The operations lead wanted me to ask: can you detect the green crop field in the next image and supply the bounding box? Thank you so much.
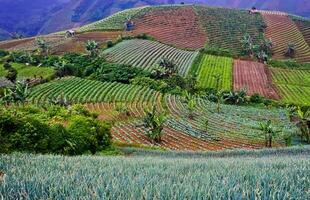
[29,77,161,104]
[103,39,198,76]
[271,68,310,105]
[1,150,309,199]
[195,6,266,55]
[193,54,232,90]
[0,63,55,79]
[78,7,150,32]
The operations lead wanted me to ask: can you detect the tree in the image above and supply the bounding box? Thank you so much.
[295,107,310,143]
[187,98,196,119]
[5,67,17,83]
[37,38,49,56]
[258,120,278,148]
[241,33,255,57]
[0,81,29,106]
[142,106,167,143]
[285,43,296,58]
[85,40,99,57]
[158,58,178,77]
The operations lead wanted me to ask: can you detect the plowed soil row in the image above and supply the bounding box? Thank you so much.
[233,60,280,99]
[132,6,207,50]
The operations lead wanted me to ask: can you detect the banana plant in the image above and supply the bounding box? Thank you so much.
[258,120,280,148]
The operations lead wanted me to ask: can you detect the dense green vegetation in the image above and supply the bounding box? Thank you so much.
[195,6,266,55]
[1,151,309,199]
[268,59,310,69]
[193,54,232,90]
[0,105,111,155]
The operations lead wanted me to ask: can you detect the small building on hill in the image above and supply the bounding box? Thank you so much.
[249,7,258,14]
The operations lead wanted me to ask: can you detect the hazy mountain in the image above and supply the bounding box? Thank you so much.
[0,0,309,40]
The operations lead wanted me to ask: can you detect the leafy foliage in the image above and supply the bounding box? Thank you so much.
[0,105,111,154]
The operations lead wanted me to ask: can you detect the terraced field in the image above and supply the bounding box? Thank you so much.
[195,6,266,55]
[78,6,150,32]
[194,54,232,90]
[233,60,280,99]
[270,68,310,105]
[103,39,198,76]
[292,17,310,47]
[261,12,310,63]
[84,94,296,151]
[132,6,207,50]
[29,77,161,104]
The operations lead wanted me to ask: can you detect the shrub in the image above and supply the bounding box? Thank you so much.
[201,46,234,58]
[0,49,9,57]
[0,105,112,155]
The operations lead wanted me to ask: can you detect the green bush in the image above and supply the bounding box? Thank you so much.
[0,105,112,155]
[201,45,234,57]
[0,49,9,57]
[268,59,310,69]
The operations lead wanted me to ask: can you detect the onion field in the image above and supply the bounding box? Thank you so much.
[270,68,310,105]
[29,77,161,104]
[103,39,199,76]
[1,152,309,199]
[78,7,150,32]
[194,54,232,90]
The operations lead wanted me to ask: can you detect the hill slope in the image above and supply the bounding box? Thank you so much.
[0,0,309,40]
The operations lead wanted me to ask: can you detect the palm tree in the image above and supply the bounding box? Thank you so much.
[285,43,296,58]
[14,81,29,104]
[158,58,178,77]
[143,106,167,143]
[258,120,278,148]
[85,40,99,57]
[36,38,49,56]
[296,107,310,143]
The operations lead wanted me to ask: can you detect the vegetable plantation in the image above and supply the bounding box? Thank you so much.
[195,6,266,55]
[270,68,310,105]
[78,7,150,32]
[29,77,161,104]
[194,54,232,90]
[103,39,198,76]
[1,152,309,199]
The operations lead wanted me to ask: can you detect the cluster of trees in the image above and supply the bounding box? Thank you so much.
[0,104,112,155]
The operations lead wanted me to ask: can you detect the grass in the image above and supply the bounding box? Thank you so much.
[0,63,55,79]
[1,150,309,199]
[195,54,232,90]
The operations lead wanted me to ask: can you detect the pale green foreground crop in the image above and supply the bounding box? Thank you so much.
[0,150,309,199]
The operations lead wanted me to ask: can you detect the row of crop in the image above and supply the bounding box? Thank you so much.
[29,77,160,104]
[195,54,232,90]
[165,95,295,146]
[262,13,310,63]
[195,6,266,55]
[103,39,198,76]
[270,67,310,105]
[275,84,310,105]
[78,6,151,32]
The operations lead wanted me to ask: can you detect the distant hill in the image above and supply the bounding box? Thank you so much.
[0,0,309,40]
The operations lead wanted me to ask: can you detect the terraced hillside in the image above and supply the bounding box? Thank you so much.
[94,95,294,150]
[270,68,310,105]
[29,77,161,104]
[103,39,198,76]
[261,12,310,63]
[292,17,310,47]
[195,6,266,55]
[132,6,207,50]
[233,60,280,99]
